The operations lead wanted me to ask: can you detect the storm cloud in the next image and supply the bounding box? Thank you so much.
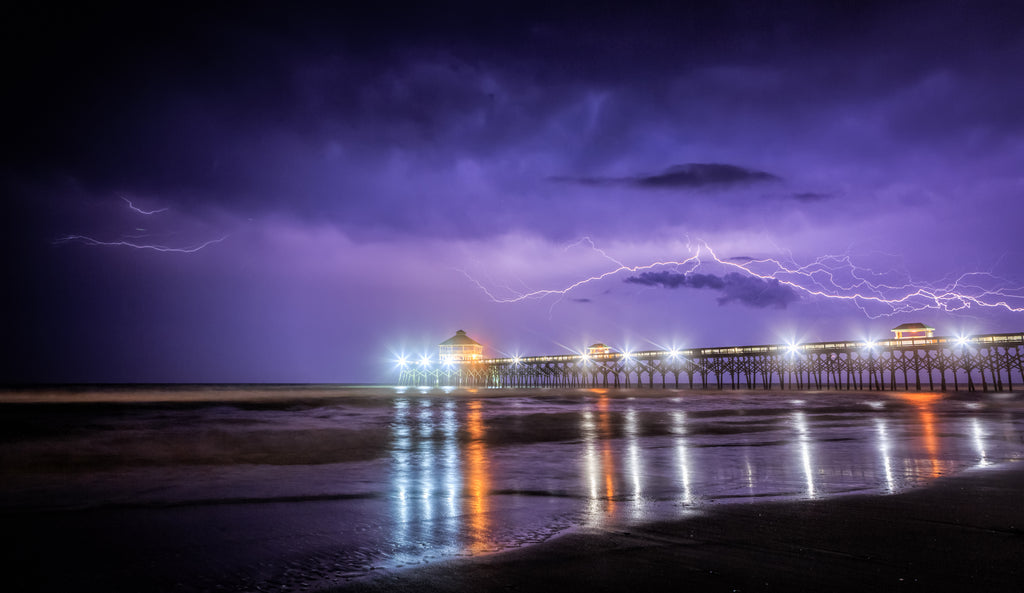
[4,1,1024,382]
[553,163,781,190]
[625,271,800,309]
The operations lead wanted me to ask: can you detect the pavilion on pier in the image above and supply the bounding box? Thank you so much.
[439,330,483,363]
[891,322,935,340]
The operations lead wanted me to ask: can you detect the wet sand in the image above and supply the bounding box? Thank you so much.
[335,461,1024,592]
[4,387,1022,592]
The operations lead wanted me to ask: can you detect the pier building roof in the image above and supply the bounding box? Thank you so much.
[439,330,484,363]
[440,330,481,346]
[891,322,935,339]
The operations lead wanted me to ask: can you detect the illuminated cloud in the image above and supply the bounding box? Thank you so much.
[624,271,801,309]
[5,2,1024,382]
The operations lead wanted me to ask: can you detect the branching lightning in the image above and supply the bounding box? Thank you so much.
[54,234,228,252]
[55,195,227,253]
[119,194,169,215]
[463,238,1024,318]
[563,236,626,268]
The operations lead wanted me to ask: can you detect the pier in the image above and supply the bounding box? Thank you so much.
[398,332,1024,391]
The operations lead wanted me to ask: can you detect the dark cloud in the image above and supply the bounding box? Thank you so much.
[553,163,780,190]
[793,192,833,202]
[637,164,781,188]
[570,298,592,303]
[6,1,1022,244]
[625,271,800,309]
[4,1,1024,383]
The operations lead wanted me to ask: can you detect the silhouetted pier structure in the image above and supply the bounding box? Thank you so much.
[398,332,1024,392]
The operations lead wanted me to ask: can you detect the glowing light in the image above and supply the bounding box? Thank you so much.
[418,355,432,366]
[396,355,409,367]
[511,355,522,365]
[786,342,802,356]
[463,238,1024,317]
[667,348,681,359]
[955,334,972,348]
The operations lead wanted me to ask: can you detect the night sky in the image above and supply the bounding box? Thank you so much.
[4,1,1024,383]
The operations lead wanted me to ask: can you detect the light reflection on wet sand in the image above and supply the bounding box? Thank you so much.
[464,400,490,553]
[792,409,816,498]
[356,391,1019,557]
[2,387,1023,592]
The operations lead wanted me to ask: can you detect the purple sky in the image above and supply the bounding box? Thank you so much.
[4,1,1024,383]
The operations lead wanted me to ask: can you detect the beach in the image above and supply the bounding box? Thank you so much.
[335,461,1024,592]
[2,386,1022,592]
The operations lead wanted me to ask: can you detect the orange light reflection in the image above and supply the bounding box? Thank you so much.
[597,394,616,513]
[465,400,491,553]
[895,392,943,478]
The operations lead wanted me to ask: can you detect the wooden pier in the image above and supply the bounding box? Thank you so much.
[398,332,1024,391]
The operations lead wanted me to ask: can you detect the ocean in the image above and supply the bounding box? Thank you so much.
[2,385,1022,592]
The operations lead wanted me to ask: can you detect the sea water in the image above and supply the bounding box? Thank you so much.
[2,386,1022,592]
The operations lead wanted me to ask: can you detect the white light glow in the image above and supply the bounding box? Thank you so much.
[972,417,989,467]
[793,411,815,499]
[875,417,895,493]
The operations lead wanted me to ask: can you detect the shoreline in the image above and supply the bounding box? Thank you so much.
[332,461,1024,592]
[2,384,1021,405]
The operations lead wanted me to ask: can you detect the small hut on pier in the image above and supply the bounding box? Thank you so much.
[891,322,935,340]
[439,330,483,363]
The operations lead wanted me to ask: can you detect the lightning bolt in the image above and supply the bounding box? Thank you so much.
[119,194,169,215]
[464,238,1024,318]
[562,236,626,268]
[55,195,227,253]
[54,234,228,253]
